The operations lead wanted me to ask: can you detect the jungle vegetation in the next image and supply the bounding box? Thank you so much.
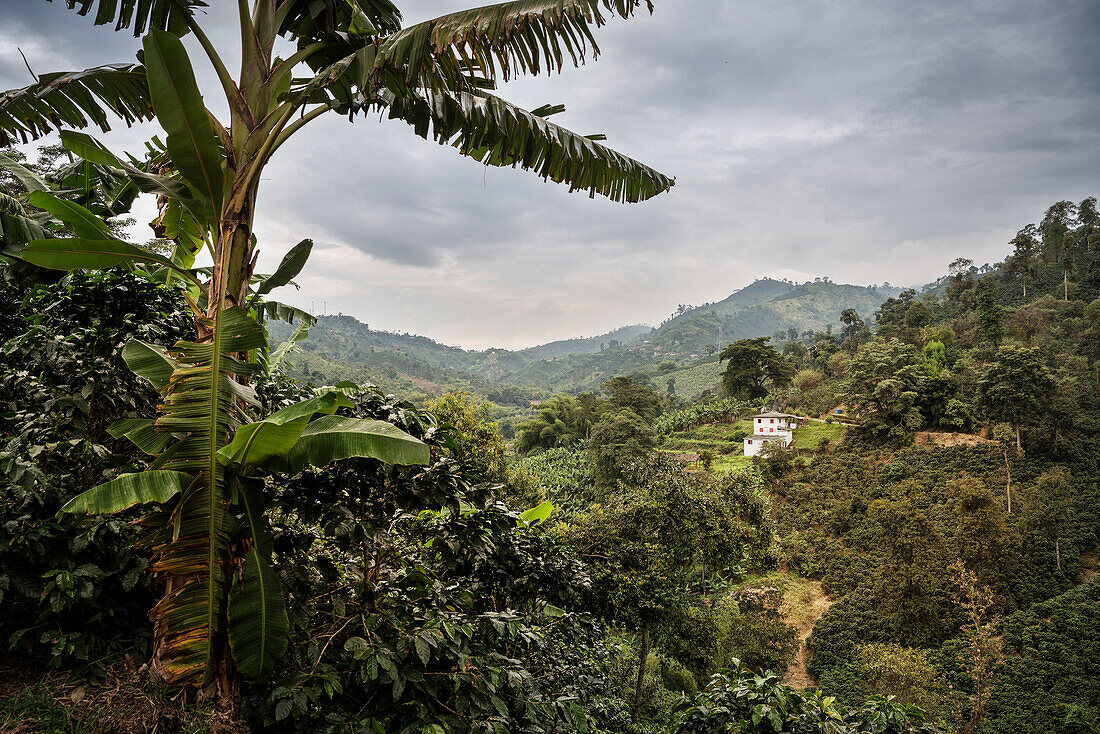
[0,2,1096,733]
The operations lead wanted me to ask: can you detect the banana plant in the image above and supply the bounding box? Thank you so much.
[1,0,673,693]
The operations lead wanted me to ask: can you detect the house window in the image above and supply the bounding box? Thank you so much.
[747,440,752,445]
[770,419,774,424]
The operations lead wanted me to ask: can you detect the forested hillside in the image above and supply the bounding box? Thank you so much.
[273,278,901,400]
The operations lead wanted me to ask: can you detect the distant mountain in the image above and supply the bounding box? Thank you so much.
[515,324,651,361]
[271,278,901,400]
[646,279,902,357]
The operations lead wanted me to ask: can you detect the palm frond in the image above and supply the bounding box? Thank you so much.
[150,307,265,685]
[49,0,203,37]
[377,0,652,90]
[382,89,673,203]
[0,64,155,145]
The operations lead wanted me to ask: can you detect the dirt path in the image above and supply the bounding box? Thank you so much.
[780,577,833,689]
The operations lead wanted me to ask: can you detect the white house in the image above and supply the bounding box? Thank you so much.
[743,411,802,457]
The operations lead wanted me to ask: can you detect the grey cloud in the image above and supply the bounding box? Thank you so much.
[3,0,1099,348]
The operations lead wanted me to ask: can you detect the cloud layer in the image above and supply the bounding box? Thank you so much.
[3,0,1098,348]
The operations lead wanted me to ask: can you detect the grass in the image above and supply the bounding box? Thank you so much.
[0,669,231,734]
[790,420,847,450]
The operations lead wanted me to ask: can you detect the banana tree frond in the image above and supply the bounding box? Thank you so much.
[0,192,25,216]
[254,239,313,296]
[377,0,653,90]
[218,390,353,468]
[59,470,191,515]
[26,191,114,239]
[278,0,402,40]
[142,30,226,210]
[258,300,317,326]
[21,237,203,285]
[122,338,178,391]
[267,319,311,370]
[150,306,266,685]
[0,64,154,145]
[382,89,673,203]
[227,484,288,679]
[280,415,430,474]
[108,418,174,455]
[51,0,203,37]
[0,151,49,192]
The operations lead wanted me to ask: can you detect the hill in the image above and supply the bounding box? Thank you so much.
[272,278,904,400]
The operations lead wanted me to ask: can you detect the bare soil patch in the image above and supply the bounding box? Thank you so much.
[913,430,995,448]
[780,577,833,689]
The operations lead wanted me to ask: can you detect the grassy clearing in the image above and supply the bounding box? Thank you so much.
[791,420,846,450]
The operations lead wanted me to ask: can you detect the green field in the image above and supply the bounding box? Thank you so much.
[660,418,847,473]
[790,420,847,450]
[654,359,723,399]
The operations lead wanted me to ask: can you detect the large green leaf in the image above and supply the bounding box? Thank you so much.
[255,239,313,296]
[259,300,317,327]
[382,88,674,203]
[59,470,191,515]
[227,484,288,679]
[49,0,201,37]
[219,415,311,469]
[0,63,155,146]
[21,238,198,282]
[26,191,114,240]
[0,151,49,192]
[108,418,173,455]
[228,544,289,679]
[142,30,225,208]
[378,0,652,88]
[268,319,311,369]
[281,415,430,473]
[122,339,178,391]
[218,391,353,468]
[150,306,267,685]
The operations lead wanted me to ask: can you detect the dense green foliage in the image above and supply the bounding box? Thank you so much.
[0,270,189,666]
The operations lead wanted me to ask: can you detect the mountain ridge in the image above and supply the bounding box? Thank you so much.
[273,277,902,399]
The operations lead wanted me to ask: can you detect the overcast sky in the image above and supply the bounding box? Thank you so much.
[3,0,1098,348]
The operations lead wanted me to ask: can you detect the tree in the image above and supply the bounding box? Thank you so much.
[428,391,506,481]
[952,561,1003,734]
[1017,469,1075,574]
[0,0,671,695]
[589,409,657,487]
[514,394,585,454]
[868,499,945,645]
[975,346,1054,453]
[1006,224,1039,298]
[948,477,1012,589]
[566,458,776,722]
[839,308,870,354]
[845,339,925,440]
[1039,201,1078,300]
[719,337,792,400]
[602,374,661,424]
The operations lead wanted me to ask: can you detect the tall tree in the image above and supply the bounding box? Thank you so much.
[1039,201,1078,300]
[976,346,1054,453]
[1006,224,1040,298]
[718,337,792,400]
[845,339,925,440]
[0,0,672,695]
[602,374,661,423]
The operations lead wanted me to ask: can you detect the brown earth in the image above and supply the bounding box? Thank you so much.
[913,430,995,448]
[780,577,834,689]
[0,660,246,734]
[1082,551,1099,582]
